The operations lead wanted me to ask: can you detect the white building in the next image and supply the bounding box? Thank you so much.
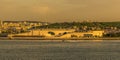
[9,29,104,38]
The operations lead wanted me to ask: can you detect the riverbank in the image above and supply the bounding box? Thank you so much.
[1,37,120,40]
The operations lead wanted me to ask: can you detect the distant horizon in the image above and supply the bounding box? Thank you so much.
[1,18,120,23]
[1,20,120,23]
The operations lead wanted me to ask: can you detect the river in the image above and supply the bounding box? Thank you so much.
[0,40,119,60]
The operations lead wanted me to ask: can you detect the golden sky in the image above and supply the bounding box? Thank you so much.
[0,0,120,22]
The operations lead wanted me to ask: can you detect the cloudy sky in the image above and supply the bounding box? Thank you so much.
[0,0,120,22]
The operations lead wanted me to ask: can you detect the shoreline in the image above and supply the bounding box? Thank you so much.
[0,37,120,40]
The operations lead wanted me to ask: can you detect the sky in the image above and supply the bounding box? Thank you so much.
[0,0,120,22]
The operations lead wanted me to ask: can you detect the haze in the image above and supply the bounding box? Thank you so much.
[0,0,120,22]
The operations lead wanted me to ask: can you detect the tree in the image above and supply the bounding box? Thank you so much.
[48,31,55,35]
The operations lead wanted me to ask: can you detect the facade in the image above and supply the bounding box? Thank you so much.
[61,30,104,38]
[10,29,75,37]
[10,29,104,38]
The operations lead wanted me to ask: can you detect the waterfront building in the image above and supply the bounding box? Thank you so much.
[10,29,75,37]
[60,30,104,38]
[9,29,104,38]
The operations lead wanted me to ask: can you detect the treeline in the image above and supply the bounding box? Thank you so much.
[104,32,120,37]
[35,22,120,29]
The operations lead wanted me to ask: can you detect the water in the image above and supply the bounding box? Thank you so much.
[0,40,120,60]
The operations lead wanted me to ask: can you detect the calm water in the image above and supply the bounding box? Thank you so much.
[0,40,120,60]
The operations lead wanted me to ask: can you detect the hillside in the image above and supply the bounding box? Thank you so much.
[35,22,120,29]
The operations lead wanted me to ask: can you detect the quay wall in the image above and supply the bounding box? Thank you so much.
[1,37,120,40]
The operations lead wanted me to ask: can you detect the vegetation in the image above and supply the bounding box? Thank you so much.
[0,33,8,37]
[48,31,55,35]
[36,22,120,29]
[104,32,120,37]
